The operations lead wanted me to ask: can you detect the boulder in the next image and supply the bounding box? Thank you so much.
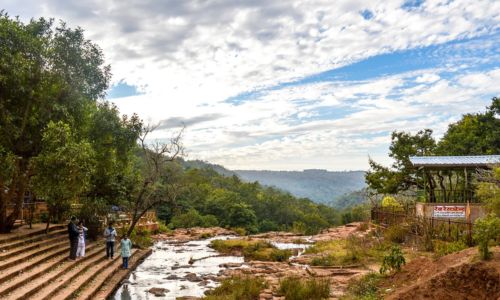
[148,287,169,297]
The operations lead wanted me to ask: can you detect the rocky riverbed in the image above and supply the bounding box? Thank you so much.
[114,223,374,299]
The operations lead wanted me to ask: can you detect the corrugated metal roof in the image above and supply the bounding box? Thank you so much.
[410,155,500,167]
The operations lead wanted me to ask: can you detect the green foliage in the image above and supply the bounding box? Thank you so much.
[437,97,500,155]
[341,204,370,224]
[383,225,408,244]
[381,196,403,210]
[278,277,330,300]
[476,167,500,216]
[169,208,219,229]
[210,239,292,262]
[123,226,152,249]
[343,272,382,300]
[203,276,267,300]
[473,215,500,260]
[365,97,499,198]
[366,129,436,194]
[32,121,95,223]
[379,245,406,274]
[434,240,468,257]
[158,166,340,235]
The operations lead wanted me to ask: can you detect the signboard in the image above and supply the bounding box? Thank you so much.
[432,205,466,218]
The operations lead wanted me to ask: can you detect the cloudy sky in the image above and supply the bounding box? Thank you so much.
[3,0,500,170]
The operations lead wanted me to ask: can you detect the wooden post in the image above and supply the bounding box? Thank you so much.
[464,167,467,203]
[448,219,451,240]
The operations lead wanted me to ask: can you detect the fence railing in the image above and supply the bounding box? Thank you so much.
[371,206,473,244]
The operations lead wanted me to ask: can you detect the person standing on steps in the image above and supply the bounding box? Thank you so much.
[67,216,79,260]
[120,234,132,269]
[76,221,88,258]
[104,221,117,259]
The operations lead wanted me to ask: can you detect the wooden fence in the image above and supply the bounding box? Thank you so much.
[371,206,474,244]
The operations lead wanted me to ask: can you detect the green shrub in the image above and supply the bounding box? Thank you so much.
[169,208,220,229]
[154,222,171,234]
[232,227,247,236]
[204,276,267,300]
[199,232,214,239]
[379,245,405,274]
[381,196,403,211]
[384,225,408,244]
[473,215,500,260]
[278,277,330,300]
[434,240,468,257]
[123,227,152,249]
[210,239,292,262]
[343,272,382,300]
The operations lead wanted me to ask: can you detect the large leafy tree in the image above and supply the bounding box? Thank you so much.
[0,13,110,232]
[437,98,500,155]
[366,129,436,194]
[32,121,95,230]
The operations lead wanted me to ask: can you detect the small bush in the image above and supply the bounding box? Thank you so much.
[126,227,153,249]
[199,232,214,239]
[204,276,267,300]
[154,222,171,234]
[384,225,408,244]
[232,227,246,236]
[210,239,292,262]
[473,215,500,260]
[381,196,403,211]
[434,240,468,257]
[278,277,330,300]
[343,272,382,300]
[358,222,369,232]
[379,245,405,274]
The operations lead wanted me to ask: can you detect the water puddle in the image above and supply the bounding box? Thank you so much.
[113,236,243,300]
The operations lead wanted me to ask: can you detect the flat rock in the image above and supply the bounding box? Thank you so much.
[148,287,169,297]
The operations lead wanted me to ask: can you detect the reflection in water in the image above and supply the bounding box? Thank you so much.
[120,284,132,300]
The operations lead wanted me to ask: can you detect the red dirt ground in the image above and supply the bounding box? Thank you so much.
[384,246,500,300]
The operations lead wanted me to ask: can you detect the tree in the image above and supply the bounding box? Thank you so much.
[31,121,95,230]
[125,125,184,235]
[0,13,110,232]
[366,129,436,194]
[476,166,500,216]
[437,98,500,155]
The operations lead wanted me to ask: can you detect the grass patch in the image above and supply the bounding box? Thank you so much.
[306,236,387,266]
[278,277,330,300]
[342,272,383,300]
[433,240,468,257]
[199,232,215,239]
[210,239,292,262]
[203,276,267,300]
[383,225,408,244]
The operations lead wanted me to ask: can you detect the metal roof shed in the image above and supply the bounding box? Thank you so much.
[409,155,500,169]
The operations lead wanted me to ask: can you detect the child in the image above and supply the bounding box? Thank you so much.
[76,221,88,258]
[120,234,132,269]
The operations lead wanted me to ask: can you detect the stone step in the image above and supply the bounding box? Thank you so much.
[0,232,67,261]
[55,249,140,300]
[4,243,108,300]
[0,224,65,246]
[0,239,68,270]
[90,249,153,300]
[0,228,66,252]
[0,242,100,295]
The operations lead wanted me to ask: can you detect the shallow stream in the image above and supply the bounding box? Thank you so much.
[113,236,309,299]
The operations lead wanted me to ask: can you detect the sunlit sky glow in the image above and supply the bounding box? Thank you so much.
[4,0,500,170]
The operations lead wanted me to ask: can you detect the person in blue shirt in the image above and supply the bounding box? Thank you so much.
[104,222,117,259]
[120,234,132,269]
[67,216,79,260]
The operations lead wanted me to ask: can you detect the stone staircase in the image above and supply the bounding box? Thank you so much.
[0,225,151,300]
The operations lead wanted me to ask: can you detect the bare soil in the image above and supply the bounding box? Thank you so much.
[384,246,500,300]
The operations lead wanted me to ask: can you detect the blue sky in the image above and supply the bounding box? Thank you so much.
[4,0,500,170]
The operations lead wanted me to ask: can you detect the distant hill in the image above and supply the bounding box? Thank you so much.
[233,169,366,204]
[181,160,367,206]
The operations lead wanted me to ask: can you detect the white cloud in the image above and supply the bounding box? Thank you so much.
[3,0,500,170]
